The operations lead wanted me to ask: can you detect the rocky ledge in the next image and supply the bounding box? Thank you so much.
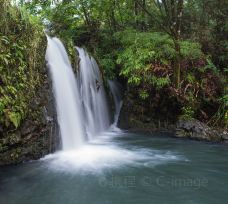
[176,119,228,143]
[0,74,59,166]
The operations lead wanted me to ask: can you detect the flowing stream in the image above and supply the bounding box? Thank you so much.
[0,37,227,204]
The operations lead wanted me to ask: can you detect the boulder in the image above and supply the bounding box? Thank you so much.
[221,131,228,143]
[176,119,223,142]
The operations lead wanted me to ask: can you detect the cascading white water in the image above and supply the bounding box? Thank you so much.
[45,37,85,150]
[46,36,121,153]
[42,37,186,178]
[76,47,110,138]
[108,80,123,129]
[44,37,179,174]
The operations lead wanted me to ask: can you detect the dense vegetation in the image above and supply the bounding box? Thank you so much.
[0,0,46,132]
[0,1,60,164]
[1,0,227,131]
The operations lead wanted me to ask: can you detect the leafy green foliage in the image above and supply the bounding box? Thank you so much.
[99,55,116,79]
[180,41,203,60]
[115,31,172,87]
[15,0,228,127]
[180,107,195,119]
[0,2,45,129]
[204,58,220,74]
[115,30,203,90]
[8,112,22,128]
[139,90,149,100]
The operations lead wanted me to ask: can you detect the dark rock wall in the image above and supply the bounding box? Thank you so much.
[118,90,177,132]
[0,70,59,166]
[118,88,226,143]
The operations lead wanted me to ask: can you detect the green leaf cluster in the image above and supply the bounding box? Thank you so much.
[0,2,45,129]
[116,30,203,90]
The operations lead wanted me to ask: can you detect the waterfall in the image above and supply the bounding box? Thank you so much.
[46,36,121,152]
[45,37,85,150]
[108,80,123,129]
[76,47,110,138]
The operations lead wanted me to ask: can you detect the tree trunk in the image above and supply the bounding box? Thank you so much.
[80,1,91,28]
[110,0,117,31]
[141,0,146,31]
[134,0,139,28]
[173,39,181,88]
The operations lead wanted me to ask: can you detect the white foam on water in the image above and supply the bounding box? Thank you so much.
[42,132,186,174]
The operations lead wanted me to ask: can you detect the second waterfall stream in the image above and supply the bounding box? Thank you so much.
[76,47,110,139]
[46,36,120,151]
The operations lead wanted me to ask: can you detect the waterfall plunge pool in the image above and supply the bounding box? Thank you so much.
[0,131,228,204]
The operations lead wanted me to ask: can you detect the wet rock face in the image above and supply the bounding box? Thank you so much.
[222,132,228,143]
[0,72,59,166]
[118,91,177,132]
[176,119,225,142]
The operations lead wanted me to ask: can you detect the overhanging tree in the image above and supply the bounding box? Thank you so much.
[138,0,184,88]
